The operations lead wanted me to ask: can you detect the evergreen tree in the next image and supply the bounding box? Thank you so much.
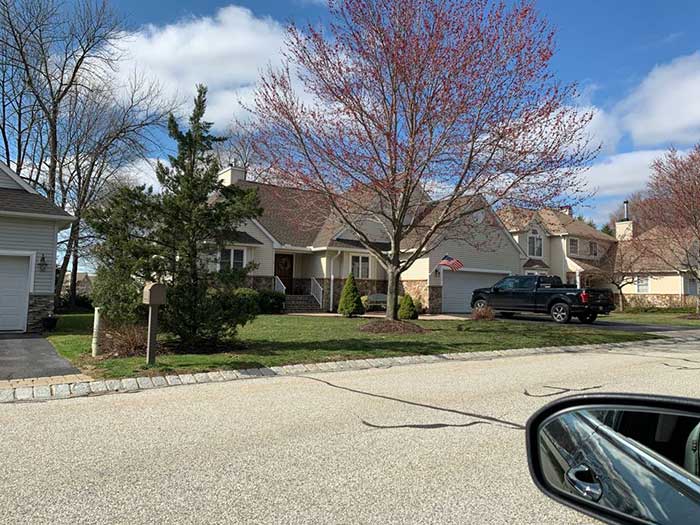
[601,224,615,237]
[88,85,261,345]
[337,273,365,317]
[398,294,418,320]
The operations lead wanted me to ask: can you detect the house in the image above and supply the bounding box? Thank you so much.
[61,272,96,297]
[611,213,698,308]
[497,206,616,287]
[212,166,526,313]
[0,163,73,332]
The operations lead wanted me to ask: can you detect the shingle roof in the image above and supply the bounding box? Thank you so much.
[0,188,73,219]
[497,206,615,242]
[232,231,263,245]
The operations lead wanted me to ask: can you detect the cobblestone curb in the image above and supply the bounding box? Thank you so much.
[2,333,698,404]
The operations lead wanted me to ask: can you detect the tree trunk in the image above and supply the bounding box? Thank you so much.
[617,288,625,312]
[385,267,400,320]
[47,113,58,201]
[696,294,699,316]
[55,222,78,299]
[69,223,80,306]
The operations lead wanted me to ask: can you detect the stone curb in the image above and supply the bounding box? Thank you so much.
[1,333,698,404]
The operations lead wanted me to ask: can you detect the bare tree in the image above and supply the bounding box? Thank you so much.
[0,0,123,201]
[53,74,175,301]
[597,243,645,312]
[639,146,700,314]
[250,0,595,319]
[213,126,257,172]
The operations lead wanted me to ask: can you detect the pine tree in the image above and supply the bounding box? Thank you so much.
[88,85,261,345]
[337,273,365,317]
[398,294,418,320]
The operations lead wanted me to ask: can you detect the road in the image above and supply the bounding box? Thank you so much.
[3,338,700,524]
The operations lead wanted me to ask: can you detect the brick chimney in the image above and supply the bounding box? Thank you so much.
[615,200,635,240]
[218,164,246,186]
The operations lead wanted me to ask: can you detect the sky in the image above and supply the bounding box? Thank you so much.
[111,0,700,226]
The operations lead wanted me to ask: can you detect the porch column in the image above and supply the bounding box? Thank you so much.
[576,271,581,288]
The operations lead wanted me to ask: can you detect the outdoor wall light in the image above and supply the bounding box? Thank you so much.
[38,254,48,272]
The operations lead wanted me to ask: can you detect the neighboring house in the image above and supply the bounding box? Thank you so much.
[612,218,699,308]
[61,272,96,297]
[497,207,616,287]
[212,166,526,313]
[0,163,73,332]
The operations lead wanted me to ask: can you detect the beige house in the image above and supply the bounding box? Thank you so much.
[612,217,698,308]
[213,166,525,313]
[497,207,616,287]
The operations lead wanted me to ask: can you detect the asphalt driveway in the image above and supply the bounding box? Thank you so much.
[495,313,698,333]
[0,335,79,380]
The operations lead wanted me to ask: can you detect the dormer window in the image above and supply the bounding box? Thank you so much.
[589,241,598,257]
[569,238,579,255]
[527,229,543,258]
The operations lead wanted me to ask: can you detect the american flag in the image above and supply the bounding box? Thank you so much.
[438,255,464,271]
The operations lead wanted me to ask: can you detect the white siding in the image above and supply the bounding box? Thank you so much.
[0,217,57,293]
[0,169,21,189]
[401,256,430,281]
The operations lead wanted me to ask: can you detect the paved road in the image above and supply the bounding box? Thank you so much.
[0,335,79,380]
[3,339,700,524]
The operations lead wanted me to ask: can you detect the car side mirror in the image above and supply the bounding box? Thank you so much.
[526,394,700,525]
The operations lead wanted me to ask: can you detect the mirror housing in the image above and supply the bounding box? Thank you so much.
[526,394,700,525]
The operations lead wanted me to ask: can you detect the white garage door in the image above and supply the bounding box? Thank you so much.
[0,255,30,331]
[442,270,507,313]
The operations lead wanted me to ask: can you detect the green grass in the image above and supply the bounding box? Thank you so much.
[47,312,659,379]
[605,311,700,327]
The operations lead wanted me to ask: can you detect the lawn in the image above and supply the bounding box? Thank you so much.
[48,313,659,379]
[605,311,700,327]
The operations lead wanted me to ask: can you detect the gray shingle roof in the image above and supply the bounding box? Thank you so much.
[0,188,73,219]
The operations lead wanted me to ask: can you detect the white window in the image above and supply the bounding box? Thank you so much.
[351,255,370,279]
[569,238,579,255]
[528,229,543,258]
[636,276,649,293]
[589,241,598,257]
[220,248,246,271]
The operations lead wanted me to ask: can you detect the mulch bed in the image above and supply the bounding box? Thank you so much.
[359,320,428,334]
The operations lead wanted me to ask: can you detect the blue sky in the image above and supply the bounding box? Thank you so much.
[112,0,700,225]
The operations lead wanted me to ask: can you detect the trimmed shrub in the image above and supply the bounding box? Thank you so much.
[361,295,369,311]
[414,296,424,314]
[472,305,495,321]
[258,289,286,314]
[398,294,418,320]
[338,273,365,317]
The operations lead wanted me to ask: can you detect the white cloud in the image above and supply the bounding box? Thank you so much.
[116,5,287,127]
[582,149,666,197]
[584,105,621,154]
[617,52,700,146]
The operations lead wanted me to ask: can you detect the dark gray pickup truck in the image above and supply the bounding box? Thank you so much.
[470,275,615,324]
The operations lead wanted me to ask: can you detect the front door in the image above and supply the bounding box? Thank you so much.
[274,253,294,292]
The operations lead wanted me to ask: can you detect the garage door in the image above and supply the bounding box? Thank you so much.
[442,270,507,313]
[0,255,30,331]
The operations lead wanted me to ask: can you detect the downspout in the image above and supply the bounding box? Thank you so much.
[329,251,342,312]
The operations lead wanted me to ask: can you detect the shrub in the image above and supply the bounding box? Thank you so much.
[361,295,369,311]
[56,294,93,312]
[338,273,365,317]
[92,265,146,326]
[398,294,418,320]
[414,296,424,314]
[258,289,286,314]
[101,321,148,357]
[210,287,260,340]
[472,305,495,321]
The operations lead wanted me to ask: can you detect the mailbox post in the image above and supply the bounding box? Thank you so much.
[143,282,167,366]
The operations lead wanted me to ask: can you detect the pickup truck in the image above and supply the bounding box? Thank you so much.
[470,275,615,324]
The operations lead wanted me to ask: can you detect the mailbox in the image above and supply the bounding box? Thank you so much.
[143,282,167,305]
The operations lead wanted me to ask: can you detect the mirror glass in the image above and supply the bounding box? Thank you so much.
[539,406,700,525]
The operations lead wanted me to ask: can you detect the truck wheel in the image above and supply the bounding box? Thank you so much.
[578,313,598,324]
[473,298,488,310]
[550,303,571,324]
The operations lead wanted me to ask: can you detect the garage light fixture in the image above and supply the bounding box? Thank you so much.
[38,254,48,272]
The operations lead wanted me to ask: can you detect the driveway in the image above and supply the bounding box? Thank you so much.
[0,335,79,380]
[494,312,698,332]
[3,337,700,523]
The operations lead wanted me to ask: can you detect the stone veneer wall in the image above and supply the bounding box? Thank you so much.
[27,294,54,333]
[427,286,443,314]
[615,293,699,310]
[399,280,429,312]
